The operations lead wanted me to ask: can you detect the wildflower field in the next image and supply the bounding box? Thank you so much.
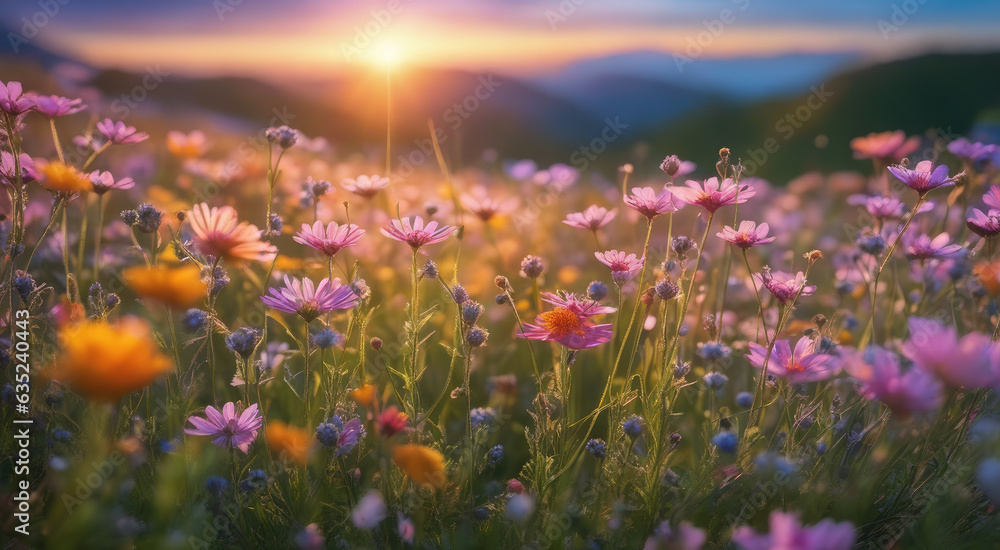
[3,77,1000,550]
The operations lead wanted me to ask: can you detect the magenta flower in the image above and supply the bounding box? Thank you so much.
[460,191,517,222]
[746,337,839,384]
[842,346,943,417]
[88,170,135,195]
[887,160,955,196]
[293,221,365,257]
[983,185,1000,211]
[96,118,149,145]
[563,205,617,231]
[595,250,645,286]
[670,177,755,213]
[948,138,997,164]
[261,275,359,322]
[717,221,776,249]
[517,292,615,350]
[732,511,855,550]
[967,208,1000,238]
[850,130,920,161]
[902,318,1000,389]
[0,152,38,186]
[33,95,86,118]
[0,81,34,116]
[380,216,455,251]
[342,175,390,198]
[184,402,263,454]
[337,418,366,456]
[754,268,816,304]
[624,187,681,219]
[904,233,962,261]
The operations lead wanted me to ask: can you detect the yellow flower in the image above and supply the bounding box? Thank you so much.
[123,264,208,309]
[393,444,446,489]
[39,162,92,193]
[266,421,311,466]
[51,317,173,402]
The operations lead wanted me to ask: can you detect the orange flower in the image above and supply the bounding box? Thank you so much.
[39,161,92,193]
[188,203,276,264]
[393,444,446,488]
[974,260,1000,296]
[266,421,311,466]
[166,130,208,158]
[350,384,377,407]
[123,264,208,308]
[51,317,173,402]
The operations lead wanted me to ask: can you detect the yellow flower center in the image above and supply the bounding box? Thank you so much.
[539,307,586,338]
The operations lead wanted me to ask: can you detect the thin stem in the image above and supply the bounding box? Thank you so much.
[49,118,66,164]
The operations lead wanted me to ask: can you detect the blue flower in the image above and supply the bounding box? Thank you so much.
[702,371,729,390]
[623,415,644,439]
[470,407,497,430]
[52,429,72,442]
[316,420,342,447]
[205,475,229,496]
[486,444,504,465]
[736,391,754,409]
[816,441,828,455]
[311,328,342,350]
[467,327,489,347]
[711,431,738,454]
[182,308,207,332]
[697,342,731,362]
[586,280,609,301]
[226,327,261,359]
[240,469,268,492]
[585,438,607,460]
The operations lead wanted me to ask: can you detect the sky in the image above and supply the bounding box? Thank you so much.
[4,0,1000,79]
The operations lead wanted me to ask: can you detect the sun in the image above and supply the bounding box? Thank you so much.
[379,42,400,66]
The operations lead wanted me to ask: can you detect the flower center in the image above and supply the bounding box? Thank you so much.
[786,361,806,373]
[539,307,586,338]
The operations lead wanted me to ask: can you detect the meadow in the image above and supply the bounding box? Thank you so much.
[2,79,1000,549]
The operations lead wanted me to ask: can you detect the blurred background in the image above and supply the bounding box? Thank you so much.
[2,0,999,182]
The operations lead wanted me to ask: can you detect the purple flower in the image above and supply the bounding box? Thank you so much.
[595,250,644,286]
[967,208,1000,238]
[351,490,386,529]
[983,185,1000,211]
[380,216,455,251]
[755,268,816,304]
[0,152,38,186]
[32,95,86,118]
[293,221,365,257]
[563,205,617,231]
[96,118,149,145]
[904,233,963,261]
[732,511,855,550]
[261,275,358,322]
[624,187,681,219]
[670,177,755,213]
[717,221,776,249]
[88,170,135,195]
[659,155,697,179]
[747,337,839,384]
[645,520,706,550]
[336,417,366,456]
[0,81,35,115]
[887,160,955,196]
[842,346,942,418]
[517,291,616,350]
[948,138,997,164]
[184,402,263,454]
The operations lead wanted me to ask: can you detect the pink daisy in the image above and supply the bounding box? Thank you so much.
[670,177,755,213]
[88,170,135,195]
[850,131,920,161]
[517,292,615,350]
[842,346,943,418]
[904,233,963,261]
[261,275,359,322]
[746,337,839,384]
[342,175,390,198]
[184,402,263,454]
[380,216,455,251]
[188,203,277,264]
[96,118,149,144]
[0,81,35,116]
[563,205,617,231]
[754,268,816,304]
[717,221,776,249]
[293,221,365,257]
[903,317,1000,389]
[460,191,517,223]
[595,250,645,286]
[887,160,956,196]
[967,208,1000,238]
[33,95,86,118]
[624,187,681,219]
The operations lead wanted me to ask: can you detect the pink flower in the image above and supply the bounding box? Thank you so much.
[717,221,776,249]
[670,177,755,213]
[595,250,645,286]
[0,152,38,186]
[644,520,706,550]
[293,221,365,257]
[746,337,839,384]
[983,185,1000,211]
[351,490,386,529]
[184,402,262,454]
[261,275,358,322]
[88,170,135,195]
[563,205,617,231]
[842,346,943,417]
[902,318,1000,389]
[188,203,277,264]
[904,233,963,261]
[659,155,696,179]
[887,160,956,196]
[460,191,517,222]
[0,81,35,116]
[380,216,455,251]
[33,95,85,118]
[850,130,920,161]
[517,292,615,350]
[624,187,681,219]
[967,208,1000,238]
[732,511,855,550]
[96,118,149,144]
[397,514,415,544]
[342,175,390,198]
[754,268,816,304]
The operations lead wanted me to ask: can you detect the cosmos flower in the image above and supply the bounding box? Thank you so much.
[184,402,262,454]
[0,151,38,186]
[32,95,85,117]
[380,216,455,251]
[842,346,942,417]
[336,417,366,455]
[595,250,645,286]
[0,81,35,115]
[88,170,135,195]
[38,161,92,193]
[96,118,149,144]
[166,130,208,158]
[967,208,1000,238]
[51,317,173,402]
[460,190,517,222]
[887,160,956,196]
[342,174,390,198]
[624,186,681,219]
[123,265,209,309]
[377,406,410,437]
[393,444,447,488]
[260,276,358,322]
[948,138,997,164]
[517,292,615,350]
[659,155,697,179]
[563,205,617,230]
[670,177,755,213]
[983,185,1000,211]
[732,511,855,550]
[754,268,816,304]
[717,221,776,249]
[746,337,839,384]
[850,130,920,161]
[266,421,311,466]
[902,317,1000,389]
[904,233,963,261]
[188,203,277,264]
[293,221,365,257]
